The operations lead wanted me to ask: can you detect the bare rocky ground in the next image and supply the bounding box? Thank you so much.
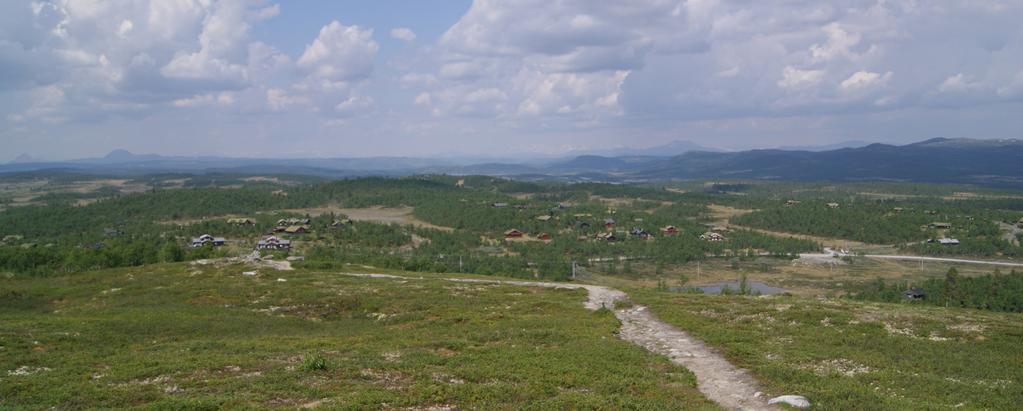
[342,273,782,410]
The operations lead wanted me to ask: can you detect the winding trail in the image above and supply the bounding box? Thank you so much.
[342,273,777,410]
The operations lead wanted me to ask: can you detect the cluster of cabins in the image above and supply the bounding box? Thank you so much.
[273,218,310,234]
[502,222,727,243]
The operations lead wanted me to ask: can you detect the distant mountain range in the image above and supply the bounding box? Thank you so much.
[4,138,1022,187]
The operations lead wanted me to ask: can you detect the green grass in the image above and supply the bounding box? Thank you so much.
[0,264,718,410]
[632,290,1023,410]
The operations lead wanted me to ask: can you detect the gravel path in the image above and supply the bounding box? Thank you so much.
[341,273,776,410]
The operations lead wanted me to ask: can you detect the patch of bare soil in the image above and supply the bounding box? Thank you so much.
[340,273,780,410]
[282,206,454,232]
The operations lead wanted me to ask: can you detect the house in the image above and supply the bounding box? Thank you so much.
[1016,217,1023,229]
[924,210,938,215]
[903,287,926,300]
[660,226,679,236]
[710,226,729,233]
[283,225,308,234]
[574,220,591,230]
[535,215,553,222]
[491,202,509,208]
[595,232,618,242]
[929,222,952,229]
[103,228,122,237]
[603,218,616,229]
[331,219,353,228]
[700,232,725,242]
[504,229,524,239]
[536,232,552,241]
[191,234,226,248]
[256,235,291,250]
[785,200,801,206]
[938,238,960,245]
[277,218,310,227]
[893,207,904,213]
[826,202,840,209]
[514,204,531,210]
[556,202,571,209]
[227,218,255,225]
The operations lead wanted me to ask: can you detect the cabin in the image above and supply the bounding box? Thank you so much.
[256,235,291,250]
[930,222,952,229]
[536,232,552,241]
[535,215,552,222]
[504,229,524,239]
[277,218,310,226]
[227,218,255,225]
[191,234,226,248]
[660,226,679,236]
[603,218,616,229]
[700,232,725,242]
[938,238,960,245]
[785,200,801,206]
[826,202,840,209]
[283,225,308,234]
[491,202,509,208]
[595,232,618,242]
[903,287,926,300]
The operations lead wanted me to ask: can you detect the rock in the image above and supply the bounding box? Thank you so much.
[768,395,810,408]
[754,391,763,398]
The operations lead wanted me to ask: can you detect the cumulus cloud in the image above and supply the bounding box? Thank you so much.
[390,27,416,42]
[297,21,379,82]
[4,1,1023,158]
[840,71,892,91]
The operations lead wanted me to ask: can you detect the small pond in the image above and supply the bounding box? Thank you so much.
[680,280,787,295]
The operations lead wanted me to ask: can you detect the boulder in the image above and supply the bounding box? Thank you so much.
[768,395,810,409]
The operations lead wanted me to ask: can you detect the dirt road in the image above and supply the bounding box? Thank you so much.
[341,273,779,410]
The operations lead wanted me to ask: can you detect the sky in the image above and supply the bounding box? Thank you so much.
[2,0,1023,161]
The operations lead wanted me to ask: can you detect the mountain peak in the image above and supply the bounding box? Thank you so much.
[104,149,135,160]
[10,153,37,164]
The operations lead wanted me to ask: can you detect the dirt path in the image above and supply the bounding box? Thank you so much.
[340,273,778,410]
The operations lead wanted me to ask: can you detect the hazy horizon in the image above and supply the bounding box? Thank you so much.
[3,1,1023,161]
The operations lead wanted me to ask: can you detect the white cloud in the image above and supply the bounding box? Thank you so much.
[173,91,236,107]
[297,20,379,82]
[266,87,312,111]
[840,70,892,91]
[390,27,416,42]
[334,95,374,116]
[414,92,431,106]
[117,19,133,38]
[778,66,824,89]
[938,73,983,93]
[810,23,862,62]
